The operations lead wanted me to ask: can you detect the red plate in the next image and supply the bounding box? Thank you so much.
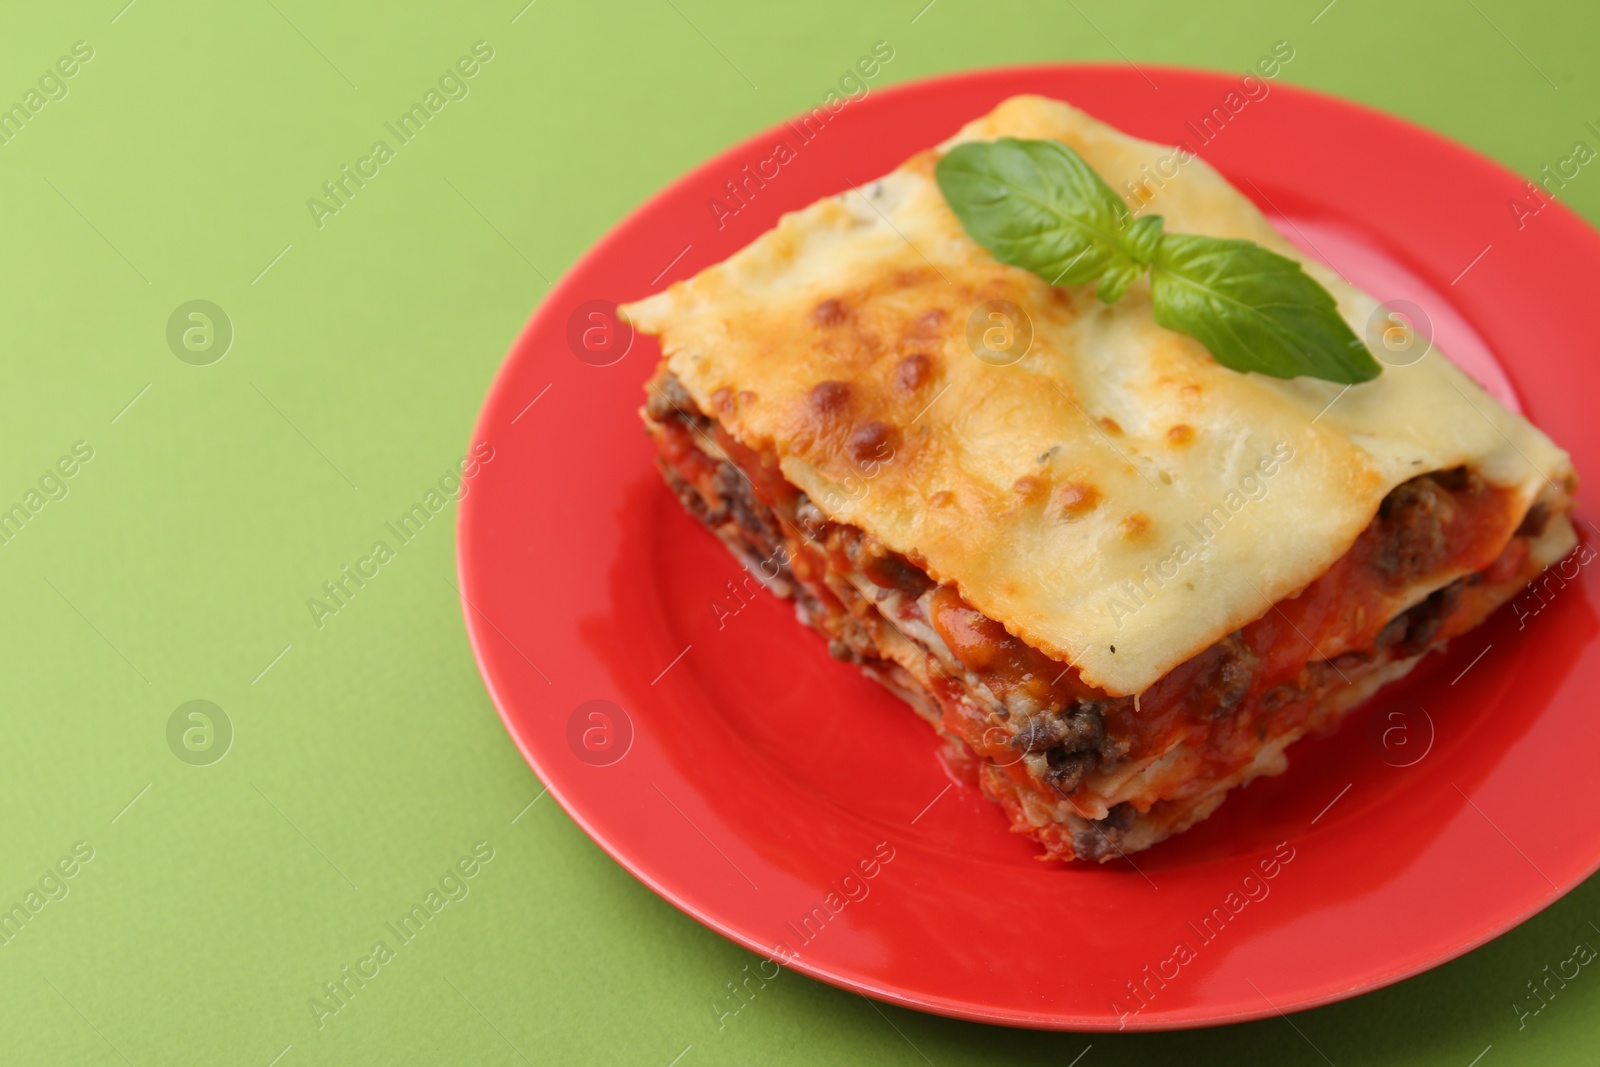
[458,66,1600,1030]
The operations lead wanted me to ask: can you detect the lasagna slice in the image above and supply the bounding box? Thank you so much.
[621,96,1578,861]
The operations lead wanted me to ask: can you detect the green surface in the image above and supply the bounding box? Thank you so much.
[2,0,1595,1063]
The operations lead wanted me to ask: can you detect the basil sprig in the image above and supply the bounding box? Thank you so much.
[935,138,1380,384]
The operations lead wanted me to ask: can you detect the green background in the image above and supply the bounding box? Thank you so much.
[2,0,1595,1063]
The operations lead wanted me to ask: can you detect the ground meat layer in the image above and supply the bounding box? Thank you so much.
[644,369,1572,861]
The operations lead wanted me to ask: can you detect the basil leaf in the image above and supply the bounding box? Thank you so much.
[936,138,1157,299]
[1084,214,1166,303]
[934,137,1383,385]
[1093,260,1145,305]
[1149,233,1381,384]
[1122,214,1164,265]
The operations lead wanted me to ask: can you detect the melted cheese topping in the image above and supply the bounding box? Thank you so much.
[622,95,1573,696]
